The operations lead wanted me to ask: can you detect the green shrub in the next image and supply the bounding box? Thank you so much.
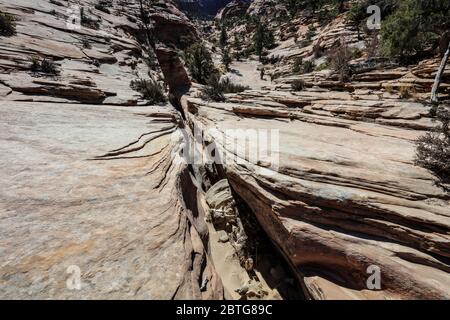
[292,57,315,74]
[95,1,111,14]
[200,75,249,102]
[282,0,301,17]
[242,45,254,59]
[220,77,249,94]
[30,57,40,72]
[351,48,363,59]
[143,48,157,70]
[200,75,225,102]
[317,6,339,25]
[291,79,305,91]
[315,62,330,71]
[260,54,280,65]
[233,36,242,50]
[298,26,316,48]
[305,26,316,41]
[81,37,91,49]
[313,43,324,58]
[271,72,283,80]
[40,58,58,74]
[30,57,59,75]
[302,60,314,74]
[130,78,167,104]
[81,8,100,30]
[234,51,242,62]
[292,57,303,73]
[415,105,450,188]
[287,25,296,33]
[0,11,16,37]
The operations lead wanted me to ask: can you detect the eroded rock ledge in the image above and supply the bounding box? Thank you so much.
[1,0,449,300]
[0,0,222,300]
[178,82,450,299]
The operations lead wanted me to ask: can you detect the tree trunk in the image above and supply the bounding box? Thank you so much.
[439,31,450,57]
[431,41,450,104]
[338,0,345,13]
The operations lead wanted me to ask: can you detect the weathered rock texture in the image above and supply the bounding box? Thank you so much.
[182,2,450,299]
[0,0,196,105]
[0,101,224,299]
[180,80,450,299]
[0,0,222,299]
[247,0,287,20]
[1,0,449,301]
[215,0,250,23]
[151,0,198,48]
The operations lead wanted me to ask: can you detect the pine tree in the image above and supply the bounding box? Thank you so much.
[185,42,216,84]
[220,25,228,47]
[346,1,367,40]
[253,22,275,60]
[381,0,450,58]
[222,48,232,71]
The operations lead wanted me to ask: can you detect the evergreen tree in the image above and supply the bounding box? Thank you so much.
[220,25,228,47]
[253,22,275,60]
[222,47,232,71]
[346,1,367,40]
[381,0,450,58]
[283,0,301,17]
[233,36,241,50]
[337,0,346,13]
[185,42,216,84]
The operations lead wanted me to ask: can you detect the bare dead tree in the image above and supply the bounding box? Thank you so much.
[431,41,450,104]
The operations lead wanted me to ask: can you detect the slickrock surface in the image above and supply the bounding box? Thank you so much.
[0,0,140,104]
[247,0,286,20]
[1,0,449,300]
[216,0,249,23]
[0,0,196,104]
[0,0,224,300]
[181,81,450,299]
[151,0,198,48]
[0,101,226,299]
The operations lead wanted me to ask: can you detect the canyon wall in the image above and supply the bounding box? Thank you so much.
[0,0,449,300]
